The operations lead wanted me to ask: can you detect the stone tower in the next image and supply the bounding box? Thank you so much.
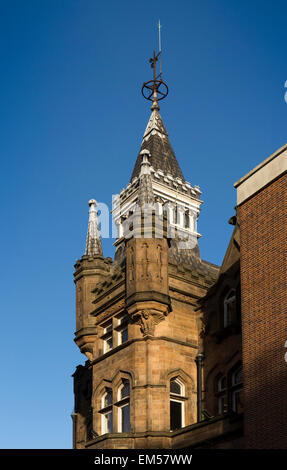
[72,67,219,449]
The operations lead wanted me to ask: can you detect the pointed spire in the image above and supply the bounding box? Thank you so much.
[137,38,182,182]
[130,109,184,182]
[85,199,103,257]
[137,149,155,207]
[143,107,167,140]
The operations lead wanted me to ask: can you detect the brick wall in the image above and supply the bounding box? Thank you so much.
[238,172,287,448]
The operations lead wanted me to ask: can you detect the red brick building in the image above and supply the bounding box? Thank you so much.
[234,144,287,449]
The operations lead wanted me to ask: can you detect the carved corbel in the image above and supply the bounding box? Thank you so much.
[132,309,167,337]
[80,344,94,361]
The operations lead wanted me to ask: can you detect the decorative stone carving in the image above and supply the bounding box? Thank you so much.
[96,299,126,322]
[128,247,135,282]
[140,243,151,281]
[132,309,166,337]
[199,316,208,338]
[156,244,163,282]
[139,310,155,336]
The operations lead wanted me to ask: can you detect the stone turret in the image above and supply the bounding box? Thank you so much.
[126,148,171,336]
[74,199,111,360]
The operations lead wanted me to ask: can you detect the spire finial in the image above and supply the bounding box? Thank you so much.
[141,22,168,111]
[85,199,103,257]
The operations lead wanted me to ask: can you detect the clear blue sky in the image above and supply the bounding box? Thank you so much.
[0,0,286,448]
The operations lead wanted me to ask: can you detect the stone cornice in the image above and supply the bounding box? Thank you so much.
[90,335,198,366]
[91,289,125,317]
[74,326,98,342]
[84,412,243,448]
[234,143,287,205]
[126,291,171,309]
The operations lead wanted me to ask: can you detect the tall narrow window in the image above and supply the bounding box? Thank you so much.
[231,366,243,413]
[102,319,113,353]
[184,210,190,228]
[100,388,113,434]
[173,205,178,224]
[216,375,227,414]
[170,378,185,431]
[223,289,236,327]
[117,380,130,432]
[115,313,129,346]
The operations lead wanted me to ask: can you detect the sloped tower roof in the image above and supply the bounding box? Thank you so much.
[130,108,184,182]
[112,47,219,279]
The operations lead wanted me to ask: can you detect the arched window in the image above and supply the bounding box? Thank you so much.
[117,380,130,432]
[100,388,113,434]
[170,378,185,431]
[216,375,227,414]
[213,364,244,416]
[231,365,243,413]
[223,289,236,327]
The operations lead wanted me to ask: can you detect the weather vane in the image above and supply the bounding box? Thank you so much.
[141,20,168,109]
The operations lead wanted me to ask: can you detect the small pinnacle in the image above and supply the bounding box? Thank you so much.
[138,149,154,206]
[85,198,103,257]
[88,198,97,207]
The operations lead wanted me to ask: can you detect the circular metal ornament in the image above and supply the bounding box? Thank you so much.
[141,79,168,101]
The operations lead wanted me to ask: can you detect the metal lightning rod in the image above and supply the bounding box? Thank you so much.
[158,20,162,79]
[141,21,168,106]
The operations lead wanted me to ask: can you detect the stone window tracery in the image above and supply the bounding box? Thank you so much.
[100,314,129,354]
[214,364,243,416]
